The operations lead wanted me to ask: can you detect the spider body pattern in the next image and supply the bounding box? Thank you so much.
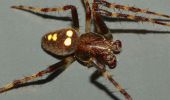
[1,0,170,100]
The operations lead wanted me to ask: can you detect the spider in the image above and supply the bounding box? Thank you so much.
[1,0,170,100]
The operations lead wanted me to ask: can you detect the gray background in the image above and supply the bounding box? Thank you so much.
[0,0,170,100]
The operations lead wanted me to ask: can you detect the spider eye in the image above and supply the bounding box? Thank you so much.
[42,28,79,56]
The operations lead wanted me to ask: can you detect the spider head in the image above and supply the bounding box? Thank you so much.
[41,28,79,56]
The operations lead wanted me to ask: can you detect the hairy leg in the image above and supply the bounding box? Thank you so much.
[101,69,132,100]
[0,56,75,93]
[11,5,79,30]
[90,70,120,100]
[92,58,132,100]
[95,0,170,18]
[92,0,113,40]
[98,9,170,27]
[82,0,92,32]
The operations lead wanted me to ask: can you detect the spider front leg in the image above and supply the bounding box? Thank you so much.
[96,0,170,18]
[82,0,92,32]
[98,9,170,27]
[101,69,132,100]
[92,58,132,100]
[92,1,113,40]
[0,56,75,93]
[11,5,79,30]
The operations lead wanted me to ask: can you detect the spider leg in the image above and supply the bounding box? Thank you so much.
[92,58,132,100]
[92,1,113,40]
[11,5,79,30]
[90,70,120,100]
[96,0,170,18]
[0,56,75,93]
[82,0,92,32]
[100,69,132,100]
[98,9,170,27]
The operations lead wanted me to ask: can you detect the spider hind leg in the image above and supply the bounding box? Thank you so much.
[11,5,80,30]
[0,56,75,93]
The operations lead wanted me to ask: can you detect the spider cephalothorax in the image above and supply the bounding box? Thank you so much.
[75,33,122,69]
[1,0,170,100]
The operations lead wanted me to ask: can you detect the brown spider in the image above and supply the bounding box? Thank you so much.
[1,0,170,100]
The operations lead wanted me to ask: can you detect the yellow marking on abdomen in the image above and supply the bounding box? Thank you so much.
[64,38,72,46]
[47,34,52,41]
[52,34,57,41]
[66,30,73,37]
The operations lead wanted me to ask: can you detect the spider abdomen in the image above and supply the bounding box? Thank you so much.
[41,28,79,56]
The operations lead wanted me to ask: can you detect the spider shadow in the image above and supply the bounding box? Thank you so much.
[14,58,67,89]
[13,7,170,34]
[103,16,170,23]
[90,70,121,100]
[13,48,72,89]
[103,16,170,34]
[13,62,121,100]
[15,68,64,88]
[12,8,72,21]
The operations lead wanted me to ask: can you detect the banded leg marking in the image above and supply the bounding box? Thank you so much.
[83,0,92,32]
[92,58,132,100]
[92,1,113,40]
[98,9,170,27]
[11,5,79,29]
[96,0,170,18]
[101,70,132,100]
[0,56,75,93]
